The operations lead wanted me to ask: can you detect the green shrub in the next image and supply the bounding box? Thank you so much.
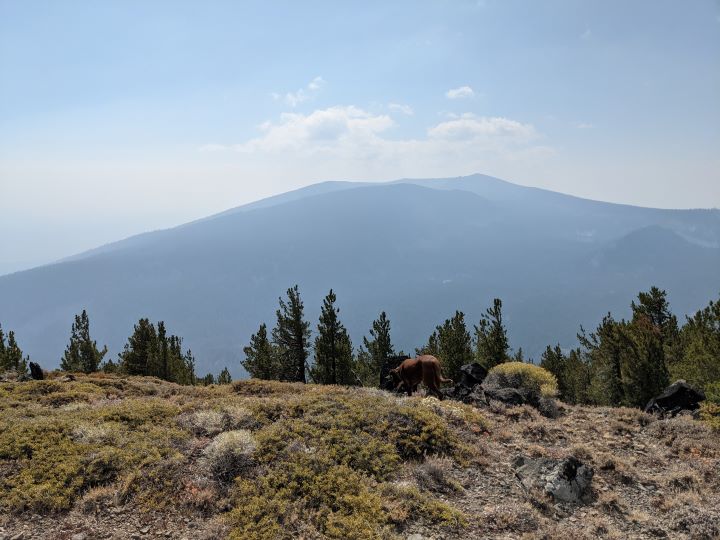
[705,381,720,404]
[485,362,559,398]
[699,402,720,431]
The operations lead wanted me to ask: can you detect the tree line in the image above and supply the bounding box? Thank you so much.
[0,312,232,385]
[2,285,718,408]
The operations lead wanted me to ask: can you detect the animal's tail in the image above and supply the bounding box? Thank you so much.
[439,369,453,384]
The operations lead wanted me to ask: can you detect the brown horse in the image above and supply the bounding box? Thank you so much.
[389,355,453,399]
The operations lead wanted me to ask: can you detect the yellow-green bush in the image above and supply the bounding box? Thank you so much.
[486,362,559,398]
[699,401,720,431]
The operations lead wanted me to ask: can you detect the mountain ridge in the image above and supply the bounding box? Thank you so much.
[1,174,718,375]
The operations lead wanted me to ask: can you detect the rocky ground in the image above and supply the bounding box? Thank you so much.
[1,374,718,540]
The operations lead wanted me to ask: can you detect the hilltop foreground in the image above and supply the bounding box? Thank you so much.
[1,374,719,539]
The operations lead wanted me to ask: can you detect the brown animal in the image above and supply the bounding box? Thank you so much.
[389,355,453,399]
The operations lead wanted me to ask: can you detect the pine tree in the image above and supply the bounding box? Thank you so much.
[199,373,215,386]
[360,311,395,386]
[631,286,678,347]
[272,285,311,382]
[474,298,509,369]
[183,349,197,385]
[242,323,278,380]
[623,315,669,407]
[312,289,355,385]
[563,348,591,404]
[0,326,28,374]
[118,318,157,376]
[60,310,107,373]
[671,295,720,390]
[579,315,626,406]
[540,344,567,398]
[416,311,473,381]
[0,324,5,365]
[156,321,170,381]
[217,367,232,384]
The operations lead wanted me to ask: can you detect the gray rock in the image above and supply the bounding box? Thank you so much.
[71,533,87,540]
[514,456,594,504]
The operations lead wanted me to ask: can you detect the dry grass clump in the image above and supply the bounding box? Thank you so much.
[485,362,559,398]
[666,470,701,493]
[480,503,540,534]
[80,485,119,513]
[201,430,256,481]
[413,456,463,494]
[178,409,227,437]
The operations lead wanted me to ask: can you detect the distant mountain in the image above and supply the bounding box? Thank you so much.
[1,174,718,376]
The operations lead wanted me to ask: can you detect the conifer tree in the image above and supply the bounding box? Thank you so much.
[579,315,626,406]
[360,311,395,386]
[0,324,5,363]
[0,325,28,374]
[183,349,197,385]
[118,318,157,376]
[417,311,473,381]
[671,295,720,390]
[156,321,170,381]
[631,286,678,347]
[60,310,108,373]
[199,373,215,386]
[312,289,355,385]
[474,298,509,369]
[272,285,311,382]
[540,344,567,397]
[217,367,232,384]
[242,323,278,380]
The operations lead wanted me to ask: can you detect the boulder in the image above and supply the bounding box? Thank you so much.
[644,380,705,417]
[444,362,489,403]
[484,386,538,407]
[513,456,594,504]
[29,362,44,380]
[379,355,410,391]
[458,362,488,388]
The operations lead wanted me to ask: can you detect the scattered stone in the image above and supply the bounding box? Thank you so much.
[140,526,150,534]
[514,456,594,504]
[59,373,77,382]
[71,533,87,540]
[644,380,705,417]
[10,533,24,540]
[28,362,44,380]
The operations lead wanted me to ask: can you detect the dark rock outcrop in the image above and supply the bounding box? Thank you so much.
[444,363,489,403]
[484,386,537,407]
[514,456,594,504]
[379,355,410,391]
[29,362,44,380]
[644,380,705,417]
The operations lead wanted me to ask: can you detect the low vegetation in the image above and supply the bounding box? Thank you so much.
[485,361,559,398]
[1,371,719,539]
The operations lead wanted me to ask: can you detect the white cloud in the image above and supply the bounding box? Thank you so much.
[445,86,475,99]
[388,103,414,115]
[233,106,394,154]
[272,76,326,107]
[203,106,550,181]
[575,122,594,129]
[428,113,537,142]
[581,28,592,39]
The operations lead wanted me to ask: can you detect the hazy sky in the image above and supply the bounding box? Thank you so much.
[1,0,719,275]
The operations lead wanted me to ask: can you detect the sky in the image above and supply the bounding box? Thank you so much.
[1,0,719,275]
